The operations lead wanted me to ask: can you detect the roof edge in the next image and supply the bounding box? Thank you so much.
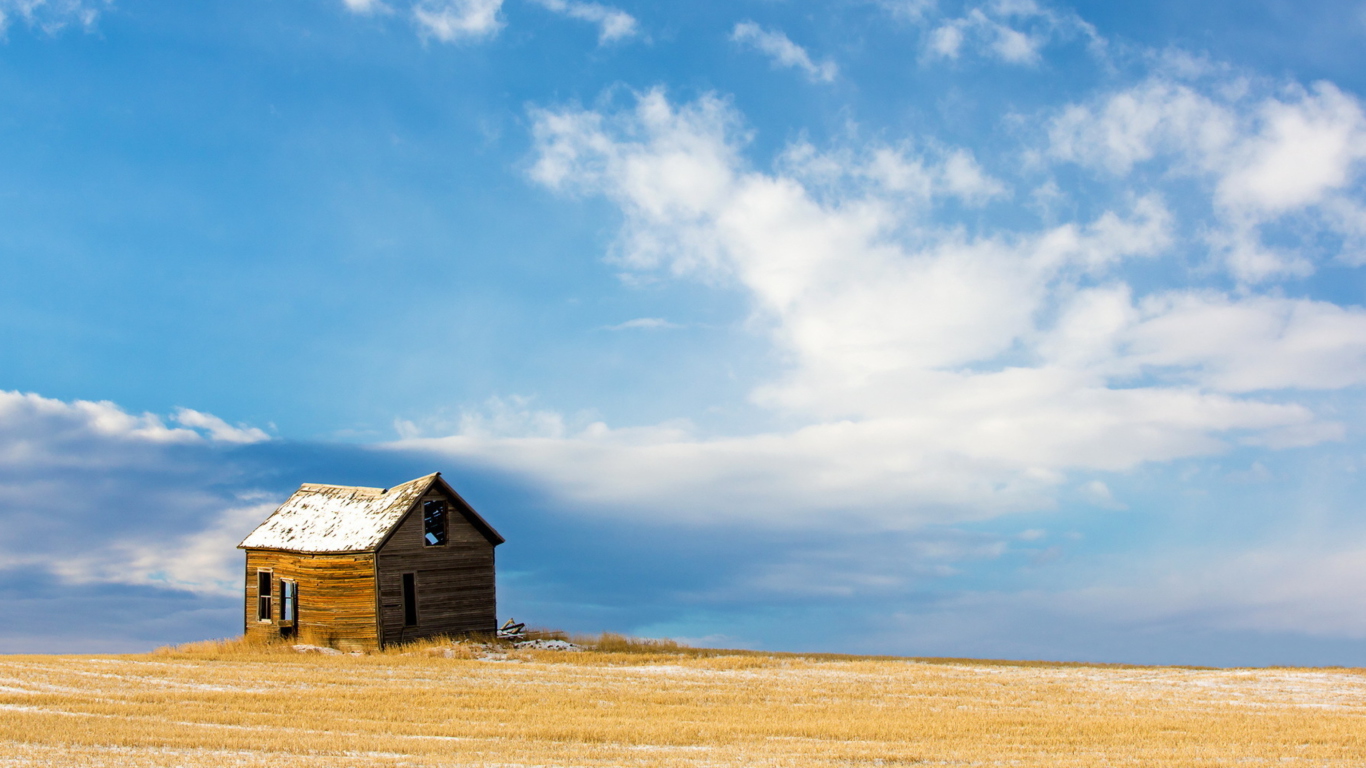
[237,545,376,555]
[236,485,309,550]
[369,473,443,553]
[433,474,505,546]
[236,472,499,554]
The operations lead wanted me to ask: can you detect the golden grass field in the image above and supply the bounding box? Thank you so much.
[1,635,1364,767]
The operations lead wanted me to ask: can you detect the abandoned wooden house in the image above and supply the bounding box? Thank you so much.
[237,472,504,651]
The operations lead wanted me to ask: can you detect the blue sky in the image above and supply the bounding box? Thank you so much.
[3,0,1366,666]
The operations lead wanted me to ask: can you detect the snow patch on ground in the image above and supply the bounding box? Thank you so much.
[512,639,580,651]
[292,644,342,655]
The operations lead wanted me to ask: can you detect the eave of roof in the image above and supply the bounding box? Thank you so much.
[237,473,437,554]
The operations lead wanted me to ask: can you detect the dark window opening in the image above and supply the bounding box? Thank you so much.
[256,570,272,622]
[423,500,447,546]
[402,573,418,627]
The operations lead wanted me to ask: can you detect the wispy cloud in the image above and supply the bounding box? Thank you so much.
[340,0,504,43]
[780,141,1009,205]
[0,0,105,35]
[344,0,637,45]
[877,0,937,22]
[731,21,837,83]
[412,0,504,41]
[342,0,387,13]
[337,0,505,43]
[173,408,271,445]
[602,317,683,331]
[917,0,1101,66]
[532,0,638,44]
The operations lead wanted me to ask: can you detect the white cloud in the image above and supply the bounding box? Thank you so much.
[921,1,1100,66]
[533,0,637,44]
[0,391,277,596]
[1049,78,1366,282]
[1217,82,1366,213]
[1047,79,1235,175]
[341,0,387,13]
[395,394,570,441]
[50,500,279,596]
[731,21,837,84]
[397,384,1317,527]
[382,89,1366,528]
[0,390,238,457]
[0,0,103,34]
[1078,479,1124,509]
[966,10,1040,64]
[1122,293,1366,393]
[603,317,683,330]
[173,408,271,444]
[939,149,1008,201]
[350,0,637,45]
[927,21,965,59]
[413,0,504,42]
[781,141,1008,206]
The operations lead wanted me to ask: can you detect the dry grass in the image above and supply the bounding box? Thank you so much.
[1,638,1364,767]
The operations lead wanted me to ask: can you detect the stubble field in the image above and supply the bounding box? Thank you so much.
[1,639,1364,767]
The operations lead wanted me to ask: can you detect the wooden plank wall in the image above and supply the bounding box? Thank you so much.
[243,550,379,651]
[376,489,497,646]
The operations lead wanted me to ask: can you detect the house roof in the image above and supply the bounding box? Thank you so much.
[237,472,503,554]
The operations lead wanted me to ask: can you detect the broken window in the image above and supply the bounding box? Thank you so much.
[257,570,272,622]
[402,573,418,627]
[280,580,297,623]
[423,500,447,546]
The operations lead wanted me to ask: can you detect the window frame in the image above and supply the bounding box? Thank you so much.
[422,498,448,547]
[256,569,273,623]
[280,579,297,624]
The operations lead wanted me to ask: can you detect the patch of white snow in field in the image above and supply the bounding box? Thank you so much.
[514,639,581,651]
[293,644,342,655]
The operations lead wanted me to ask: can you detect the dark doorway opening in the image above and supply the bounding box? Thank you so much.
[402,573,418,627]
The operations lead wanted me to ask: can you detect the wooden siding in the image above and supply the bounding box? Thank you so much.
[243,550,379,651]
[376,489,497,645]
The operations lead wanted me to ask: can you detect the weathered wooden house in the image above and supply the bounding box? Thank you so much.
[237,472,503,651]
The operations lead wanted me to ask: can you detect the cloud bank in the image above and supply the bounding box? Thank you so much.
[0,391,272,597]
[391,76,1366,531]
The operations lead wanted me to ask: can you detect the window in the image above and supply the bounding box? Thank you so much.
[402,573,418,627]
[423,500,447,546]
[280,580,297,623]
[257,570,272,622]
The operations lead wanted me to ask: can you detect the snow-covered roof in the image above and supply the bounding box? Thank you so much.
[238,473,438,554]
